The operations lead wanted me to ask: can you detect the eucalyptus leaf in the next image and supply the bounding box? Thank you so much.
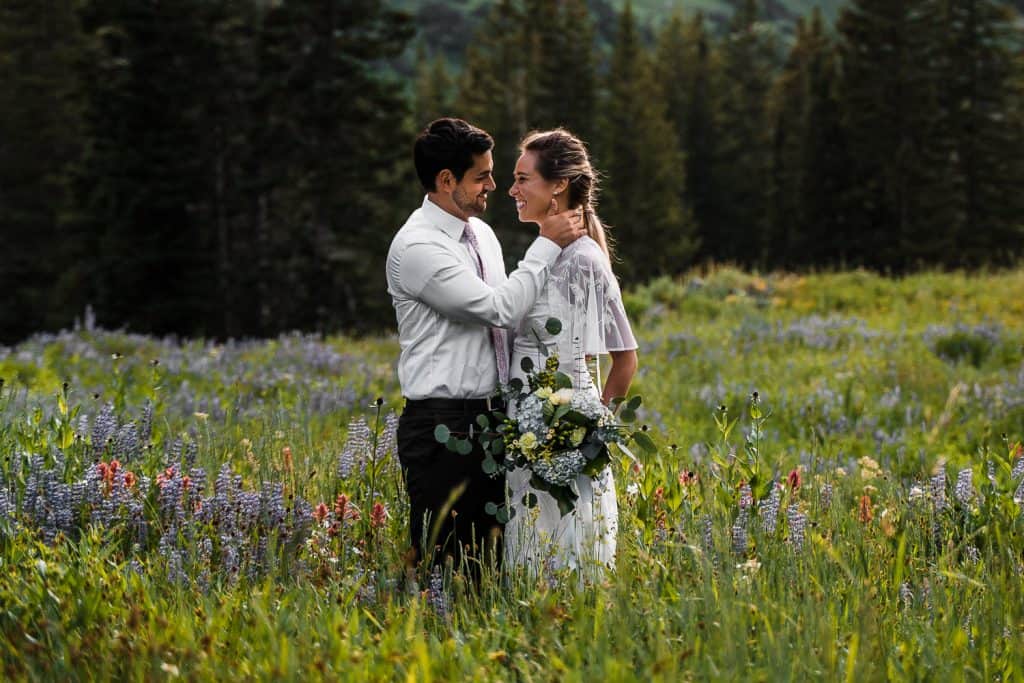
[522,492,539,508]
[476,414,490,430]
[545,317,563,335]
[484,501,498,516]
[633,430,657,455]
[482,457,498,475]
[627,395,643,411]
[434,424,450,443]
[520,356,534,373]
[455,438,473,456]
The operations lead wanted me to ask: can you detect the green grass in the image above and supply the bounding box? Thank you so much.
[2,267,1024,680]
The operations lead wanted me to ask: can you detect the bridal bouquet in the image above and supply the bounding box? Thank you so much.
[444,352,654,517]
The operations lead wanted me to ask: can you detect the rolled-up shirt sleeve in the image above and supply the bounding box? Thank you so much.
[401,236,560,328]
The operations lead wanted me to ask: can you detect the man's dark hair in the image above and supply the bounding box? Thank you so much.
[414,118,494,192]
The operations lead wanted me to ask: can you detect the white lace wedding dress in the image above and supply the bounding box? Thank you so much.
[504,236,637,579]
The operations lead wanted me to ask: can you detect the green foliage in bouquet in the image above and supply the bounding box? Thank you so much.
[435,318,656,518]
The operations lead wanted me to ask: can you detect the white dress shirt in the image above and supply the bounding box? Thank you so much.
[387,196,561,400]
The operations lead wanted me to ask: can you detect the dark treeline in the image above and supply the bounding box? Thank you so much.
[2,0,1023,344]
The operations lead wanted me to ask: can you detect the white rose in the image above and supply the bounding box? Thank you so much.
[549,388,575,406]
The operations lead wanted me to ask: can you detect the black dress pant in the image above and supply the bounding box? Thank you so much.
[397,398,505,573]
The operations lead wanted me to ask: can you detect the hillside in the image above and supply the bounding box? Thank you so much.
[399,0,1024,70]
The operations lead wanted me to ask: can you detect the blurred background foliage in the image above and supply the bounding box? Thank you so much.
[1,0,1023,344]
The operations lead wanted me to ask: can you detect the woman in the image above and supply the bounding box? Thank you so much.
[504,128,638,579]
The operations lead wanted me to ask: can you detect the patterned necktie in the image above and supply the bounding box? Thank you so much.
[462,222,510,386]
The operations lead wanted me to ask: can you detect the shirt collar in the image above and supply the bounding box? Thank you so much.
[422,195,469,241]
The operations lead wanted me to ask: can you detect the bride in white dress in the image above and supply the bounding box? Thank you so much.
[503,129,638,580]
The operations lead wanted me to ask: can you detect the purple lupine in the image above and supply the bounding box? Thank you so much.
[820,483,834,509]
[339,417,371,478]
[701,515,714,556]
[759,484,781,534]
[1011,454,1024,482]
[114,422,139,462]
[261,482,286,534]
[91,404,118,454]
[954,468,974,506]
[731,523,748,555]
[787,505,807,552]
[427,566,449,620]
[899,582,914,608]
[138,400,154,446]
[931,470,947,511]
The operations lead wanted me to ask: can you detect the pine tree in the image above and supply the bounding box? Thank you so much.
[0,0,87,342]
[837,0,947,269]
[73,0,218,335]
[712,0,780,266]
[931,0,1024,265]
[766,9,852,267]
[597,1,697,282]
[414,44,455,125]
[655,12,718,262]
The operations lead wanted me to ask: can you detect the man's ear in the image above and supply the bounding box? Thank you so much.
[436,169,454,191]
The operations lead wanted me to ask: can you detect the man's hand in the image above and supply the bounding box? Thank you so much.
[538,200,585,248]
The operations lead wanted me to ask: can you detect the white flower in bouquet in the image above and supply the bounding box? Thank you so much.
[533,449,587,487]
[534,387,553,400]
[570,389,606,420]
[549,388,575,406]
[520,431,538,453]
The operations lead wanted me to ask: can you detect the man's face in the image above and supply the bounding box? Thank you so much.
[451,151,496,218]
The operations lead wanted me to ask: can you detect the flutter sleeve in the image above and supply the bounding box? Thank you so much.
[556,240,637,357]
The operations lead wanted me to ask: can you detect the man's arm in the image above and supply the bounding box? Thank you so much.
[400,205,584,328]
[401,237,559,328]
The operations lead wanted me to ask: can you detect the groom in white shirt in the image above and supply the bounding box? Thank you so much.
[386,118,583,575]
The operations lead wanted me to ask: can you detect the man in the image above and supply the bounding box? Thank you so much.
[386,118,584,575]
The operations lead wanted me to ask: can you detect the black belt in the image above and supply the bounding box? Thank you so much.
[404,396,506,413]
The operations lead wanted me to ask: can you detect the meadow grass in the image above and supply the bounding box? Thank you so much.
[1,267,1023,681]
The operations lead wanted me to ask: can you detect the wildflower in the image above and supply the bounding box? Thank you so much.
[426,566,449,619]
[283,446,293,473]
[679,470,698,487]
[858,494,873,524]
[370,501,388,529]
[701,515,714,554]
[963,545,980,565]
[858,456,881,480]
[736,558,761,573]
[738,482,753,509]
[899,583,914,608]
[1014,478,1024,506]
[908,484,927,503]
[954,468,974,506]
[878,508,896,538]
[194,412,209,421]
[731,523,748,555]
[820,483,834,508]
[931,470,947,511]
[313,503,329,523]
[124,471,137,489]
[787,467,802,491]
[759,485,781,534]
[787,505,807,551]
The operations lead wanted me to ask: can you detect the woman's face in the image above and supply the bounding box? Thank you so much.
[508,151,562,224]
